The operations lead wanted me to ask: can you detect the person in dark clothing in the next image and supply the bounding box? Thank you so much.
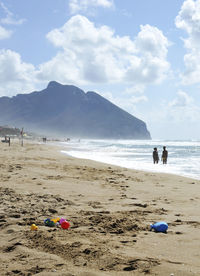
[153,147,159,164]
[162,146,168,164]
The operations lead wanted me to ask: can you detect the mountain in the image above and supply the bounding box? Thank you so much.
[0,81,151,139]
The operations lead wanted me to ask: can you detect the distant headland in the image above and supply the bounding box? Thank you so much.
[0,81,151,139]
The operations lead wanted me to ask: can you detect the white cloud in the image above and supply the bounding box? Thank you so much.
[100,91,148,116]
[168,90,200,121]
[69,0,114,14]
[0,25,12,39]
[169,90,192,107]
[37,15,170,87]
[124,85,145,94]
[175,0,200,84]
[0,2,25,41]
[130,95,148,104]
[135,24,169,58]
[0,2,26,25]
[0,15,170,98]
[125,24,170,84]
[0,49,37,96]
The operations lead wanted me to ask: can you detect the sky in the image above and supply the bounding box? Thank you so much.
[0,0,200,140]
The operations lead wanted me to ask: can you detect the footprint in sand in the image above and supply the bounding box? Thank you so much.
[133,203,148,208]
[3,242,22,253]
[175,219,182,223]
[120,240,129,244]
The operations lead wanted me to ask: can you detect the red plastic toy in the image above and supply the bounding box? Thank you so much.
[61,221,70,229]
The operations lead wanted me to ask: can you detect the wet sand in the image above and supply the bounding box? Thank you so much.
[0,140,200,275]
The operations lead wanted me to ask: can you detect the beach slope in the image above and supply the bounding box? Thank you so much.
[0,141,199,275]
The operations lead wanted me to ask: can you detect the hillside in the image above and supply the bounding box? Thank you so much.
[0,81,151,139]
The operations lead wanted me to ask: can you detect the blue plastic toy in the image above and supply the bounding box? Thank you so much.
[44,218,55,227]
[150,221,168,233]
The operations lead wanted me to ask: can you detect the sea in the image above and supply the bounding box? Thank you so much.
[58,139,200,180]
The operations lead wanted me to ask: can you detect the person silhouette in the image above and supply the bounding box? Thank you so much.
[162,146,168,164]
[153,147,159,164]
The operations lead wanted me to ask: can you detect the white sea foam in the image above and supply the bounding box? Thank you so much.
[59,139,200,180]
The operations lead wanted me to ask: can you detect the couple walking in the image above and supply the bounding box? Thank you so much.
[153,146,168,164]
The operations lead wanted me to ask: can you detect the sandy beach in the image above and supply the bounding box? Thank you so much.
[0,139,199,276]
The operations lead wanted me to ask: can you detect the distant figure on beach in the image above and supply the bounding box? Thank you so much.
[162,146,168,164]
[153,148,159,164]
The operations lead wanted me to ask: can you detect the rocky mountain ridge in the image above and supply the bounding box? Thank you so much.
[0,81,151,139]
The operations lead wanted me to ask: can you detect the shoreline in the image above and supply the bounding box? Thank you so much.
[0,140,200,275]
[56,138,200,181]
[60,148,200,182]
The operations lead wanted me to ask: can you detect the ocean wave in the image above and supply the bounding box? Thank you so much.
[60,139,200,180]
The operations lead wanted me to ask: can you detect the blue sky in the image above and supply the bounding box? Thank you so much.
[0,0,200,139]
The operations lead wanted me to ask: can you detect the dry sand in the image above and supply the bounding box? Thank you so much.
[0,139,199,276]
